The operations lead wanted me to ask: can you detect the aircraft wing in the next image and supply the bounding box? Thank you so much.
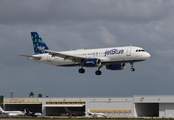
[45,50,86,62]
[19,54,41,60]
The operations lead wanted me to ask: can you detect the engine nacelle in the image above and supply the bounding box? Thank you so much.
[83,58,101,67]
[106,63,126,70]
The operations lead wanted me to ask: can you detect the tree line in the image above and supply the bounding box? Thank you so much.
[29,92,48,98]
[0,95,4,107]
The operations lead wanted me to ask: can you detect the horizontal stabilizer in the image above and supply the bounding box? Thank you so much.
[19,54,41,60]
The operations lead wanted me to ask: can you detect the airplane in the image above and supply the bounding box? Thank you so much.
[19,32,151,75]
[0,107,24,116]
[65,107,85,116]
[24,108,42,116]
[87,109,107,118]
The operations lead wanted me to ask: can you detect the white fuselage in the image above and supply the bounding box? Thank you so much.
[2,111,24,116]
[91,113,107,118]
[87,111,107,118]
[32,46,150,67]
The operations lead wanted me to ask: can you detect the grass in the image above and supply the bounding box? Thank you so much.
[0,117,174,120]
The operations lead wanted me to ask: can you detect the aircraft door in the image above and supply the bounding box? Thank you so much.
[126,46,132,56]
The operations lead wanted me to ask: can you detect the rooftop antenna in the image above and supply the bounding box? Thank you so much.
[9,90,15,98]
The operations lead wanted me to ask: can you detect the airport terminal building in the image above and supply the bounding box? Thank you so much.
[3,95,174,118]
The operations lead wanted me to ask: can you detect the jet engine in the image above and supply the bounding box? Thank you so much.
[106,63,126,70]
[83,58,101,67]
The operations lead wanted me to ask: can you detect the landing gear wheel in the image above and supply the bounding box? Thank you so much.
[131,68,135,71]
[78,68,85,74]
[130,62,135,72]
[95,70,102,75]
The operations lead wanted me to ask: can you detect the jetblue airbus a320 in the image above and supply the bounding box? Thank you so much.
[19,32,150,75]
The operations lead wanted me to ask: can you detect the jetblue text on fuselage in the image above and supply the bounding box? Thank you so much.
[104,49,124,56]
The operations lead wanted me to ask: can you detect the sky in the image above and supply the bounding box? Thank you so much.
[0,0,174,98]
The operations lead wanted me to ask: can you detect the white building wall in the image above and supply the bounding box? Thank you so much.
[86,97,133,117]
[87,98,132,109]
[5,95,174,118]
[134,95,174,103]
[159,103,165,118]
[159,103,174,118]
[134,96,174,118]
[41,97,134,117]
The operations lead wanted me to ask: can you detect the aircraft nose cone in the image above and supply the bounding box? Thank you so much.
[145,52,151,59]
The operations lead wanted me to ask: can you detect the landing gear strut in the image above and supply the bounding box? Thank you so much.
[130,62,135,71]
[95,66,102,75]
[79,60,85,74]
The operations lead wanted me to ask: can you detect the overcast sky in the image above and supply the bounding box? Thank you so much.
[0,0,174,98]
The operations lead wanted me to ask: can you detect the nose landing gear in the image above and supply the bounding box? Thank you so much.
[130,62,135,71]
[131,68,135,71]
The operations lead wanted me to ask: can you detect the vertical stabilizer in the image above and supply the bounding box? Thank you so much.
[87,109,92,115]
[0,107,5,113]
[31,32,50,54]
[65,107,71,113]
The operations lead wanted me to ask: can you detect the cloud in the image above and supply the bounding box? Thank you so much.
[97,26,117,46]
[0,0,172,25]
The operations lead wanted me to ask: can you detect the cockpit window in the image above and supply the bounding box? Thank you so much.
[136,49,145,52]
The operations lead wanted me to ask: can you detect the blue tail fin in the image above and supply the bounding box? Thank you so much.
[31,32,49,54]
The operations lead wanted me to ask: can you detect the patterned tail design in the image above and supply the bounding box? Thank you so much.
[31,32,49,54]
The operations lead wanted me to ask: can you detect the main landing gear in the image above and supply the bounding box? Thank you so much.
[95,66,102,75]
[78,68,85,74]
[130,62,135,71]
[95,70,102,75]
[78,67,102,75]
[79,60,85,74]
